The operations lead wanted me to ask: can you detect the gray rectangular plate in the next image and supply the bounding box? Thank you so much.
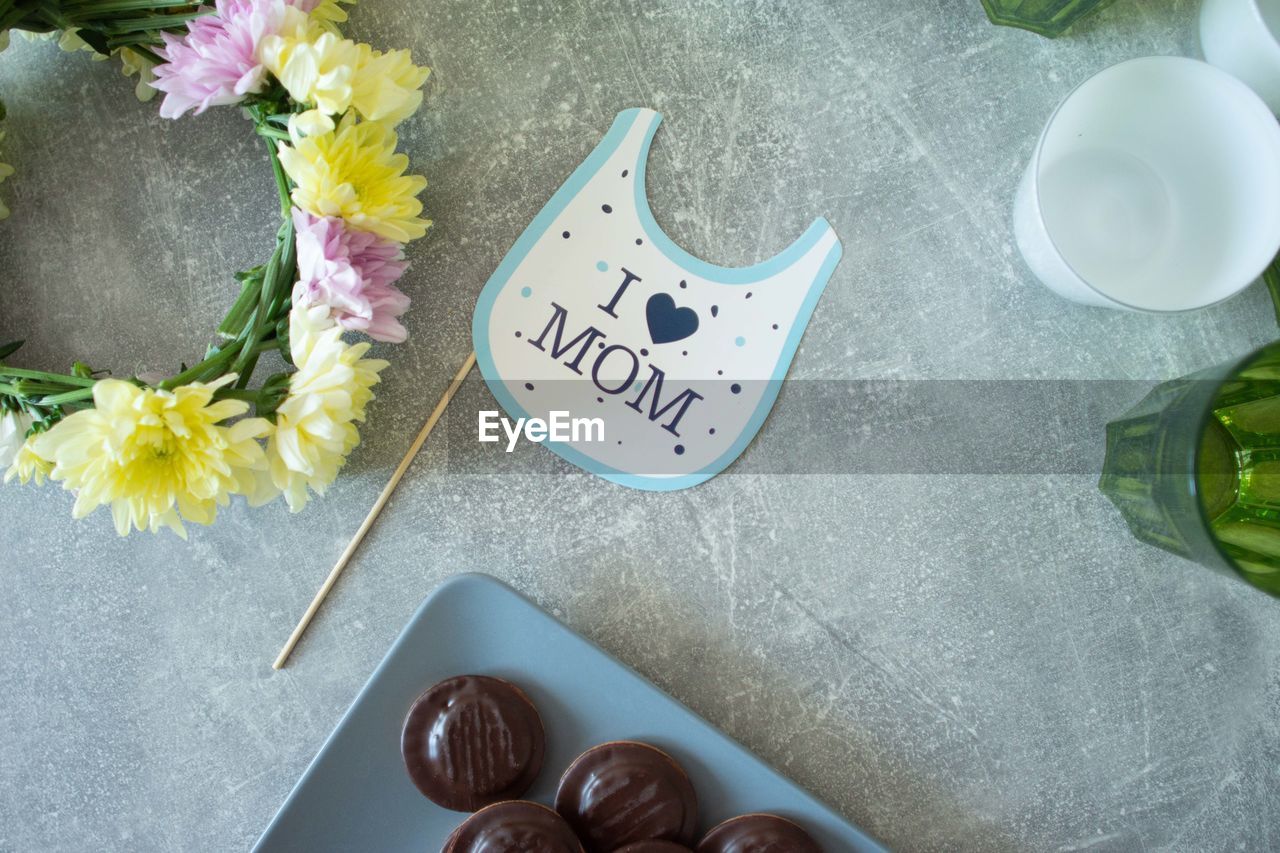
[253,573,887,852]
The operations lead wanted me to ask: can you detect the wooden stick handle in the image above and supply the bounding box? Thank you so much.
[272,350,478,669]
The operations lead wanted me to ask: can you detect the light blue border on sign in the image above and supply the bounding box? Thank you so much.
[472,108,843,491]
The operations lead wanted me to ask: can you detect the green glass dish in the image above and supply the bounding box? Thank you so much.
[981,0,1120,37]
[1100,340,1280,597]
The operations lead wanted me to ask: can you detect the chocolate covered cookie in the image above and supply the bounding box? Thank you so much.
[555,740,698,851]
[402,674,545,811]
[615,843,693,852]
[696,814,821,853]
[444,800,584,853]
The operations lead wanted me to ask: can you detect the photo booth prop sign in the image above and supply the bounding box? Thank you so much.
[473,109,842,491]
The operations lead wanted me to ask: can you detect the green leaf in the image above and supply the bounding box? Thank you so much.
[218,275,262,338]
[275,316,293,365]
[234,264,266,284]
[253,371,291,419]
[98,10,209,34]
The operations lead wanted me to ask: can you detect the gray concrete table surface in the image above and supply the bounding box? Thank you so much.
[2,0,1279,850]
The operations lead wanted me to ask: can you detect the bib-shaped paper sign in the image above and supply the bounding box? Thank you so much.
[472,108,842,490]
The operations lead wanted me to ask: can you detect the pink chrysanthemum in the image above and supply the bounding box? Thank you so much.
[291,209,412,343]
[152,0,294,118]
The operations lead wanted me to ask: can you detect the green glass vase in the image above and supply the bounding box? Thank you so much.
[982,0,1120,37]
[1100,341,1280,597]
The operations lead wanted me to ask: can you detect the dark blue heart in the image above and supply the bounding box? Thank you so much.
[645,293,699,345]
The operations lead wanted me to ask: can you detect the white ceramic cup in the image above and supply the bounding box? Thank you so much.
[1013,56,1280,312]
[1201,0,1280,113]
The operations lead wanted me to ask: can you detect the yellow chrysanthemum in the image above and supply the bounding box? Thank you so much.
[5,436,52,486]
[260,23,360,122]
[17,28,102,56]
[277,113,429,242]
[351,43,429,126]
[264,305,388,512]
[59,29,103,56]
[28,377,271,537]
[0,131,13,220]
[116,47,158,102]
[261,20,426,136]
[306,0,356,32]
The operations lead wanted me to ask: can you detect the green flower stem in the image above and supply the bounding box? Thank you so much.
[262,134,293,217]
[159,340,243,390]
[64,0,197,18]
[138,336,277,393]
[212,388,262,403]
[0,8,28,32]
[217,276,262,339]
[270,250,298,331]
[269,223,298,311]
[38,387,96,406]
[14,381,78,396]
[256,126,291,143]
[125,43,165,65]
[168,220,293,393]
[231,354,261,392]
[0,366,97,387]
[98,10,208,33]
[232,218,295,386]
[199,134,296,391]
[254,235,287,323]
[104,32,168,48]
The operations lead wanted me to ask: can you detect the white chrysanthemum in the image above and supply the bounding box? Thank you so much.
[0,409,33,469]
[263,305,388,511]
